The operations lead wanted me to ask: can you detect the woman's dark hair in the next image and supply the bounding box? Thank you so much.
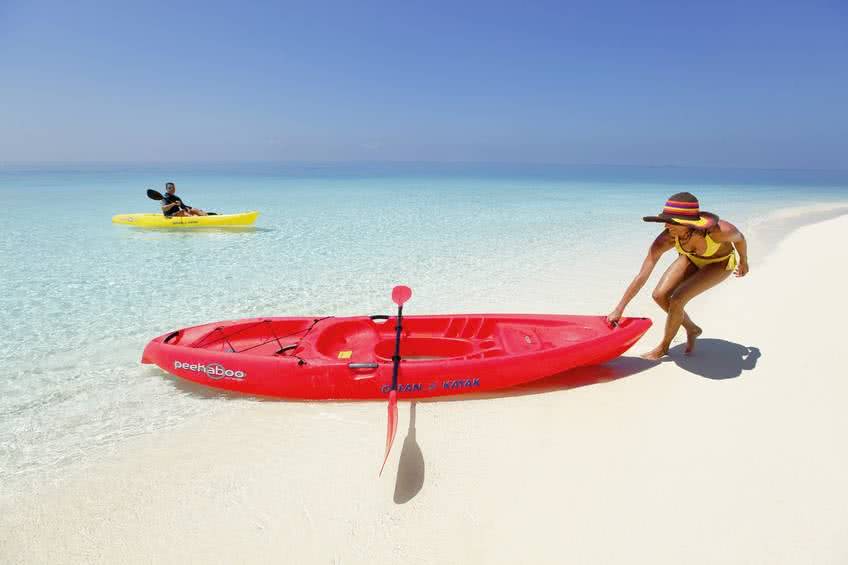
[664,224,708,237]
[165,182,175,190]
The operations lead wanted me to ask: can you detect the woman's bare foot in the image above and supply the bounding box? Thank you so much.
[641,344,669,360]
[685,325,703,354]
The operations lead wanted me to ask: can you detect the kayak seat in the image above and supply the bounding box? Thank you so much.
[313,319,380,360]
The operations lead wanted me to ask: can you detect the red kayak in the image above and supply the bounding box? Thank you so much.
[141,314,651,399]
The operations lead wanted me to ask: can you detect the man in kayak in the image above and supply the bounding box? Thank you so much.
[161,182,207,217]
[607,192,749,360]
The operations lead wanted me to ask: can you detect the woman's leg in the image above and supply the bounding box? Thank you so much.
[652,255,700,344]
[642,261,732,360]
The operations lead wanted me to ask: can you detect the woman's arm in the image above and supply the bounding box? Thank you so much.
[710,220,749,276]
[607,233,672,324]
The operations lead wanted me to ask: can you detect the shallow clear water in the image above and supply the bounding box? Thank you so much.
[2,162,846,494]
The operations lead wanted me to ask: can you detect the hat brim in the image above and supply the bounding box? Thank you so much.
[643,211,719,229]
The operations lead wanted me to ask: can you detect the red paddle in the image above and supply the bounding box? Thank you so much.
[379,285,412,476]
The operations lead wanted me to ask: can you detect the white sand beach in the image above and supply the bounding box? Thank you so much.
[2,213,847,565]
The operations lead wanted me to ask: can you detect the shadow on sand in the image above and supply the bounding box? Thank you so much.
[387,343,759,502]
[390,357,657,503]
[151,346,757,504]
[394,401,425,504]
[426,355,659,403]
[667,338,761,380]
[150,357,658,504]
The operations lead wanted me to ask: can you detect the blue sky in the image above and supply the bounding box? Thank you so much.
[1,0,845,168]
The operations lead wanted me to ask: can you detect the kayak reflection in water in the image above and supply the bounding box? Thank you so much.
[161,182,207,217]
[607,192,749,360]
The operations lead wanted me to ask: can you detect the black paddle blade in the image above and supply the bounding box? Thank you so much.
[147,189,164,200]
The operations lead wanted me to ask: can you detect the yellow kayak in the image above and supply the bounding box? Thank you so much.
[112,211,259,228]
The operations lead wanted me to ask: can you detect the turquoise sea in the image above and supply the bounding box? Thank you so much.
[2,162,847,495]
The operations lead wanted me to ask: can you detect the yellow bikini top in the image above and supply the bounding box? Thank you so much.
[674,231,723,258]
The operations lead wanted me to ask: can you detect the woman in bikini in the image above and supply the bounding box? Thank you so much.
[607,192,749,360]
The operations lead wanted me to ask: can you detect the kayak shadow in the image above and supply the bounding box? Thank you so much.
[668,339,761,380]
[426,356,659,403]
[394,401,425,504]
[504,356,658,396]
[152,368,260,401]
[390,358,656,503]
[124,226,273,235]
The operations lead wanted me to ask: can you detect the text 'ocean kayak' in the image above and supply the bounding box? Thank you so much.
[142,314,651,399]
[112,211,259,227]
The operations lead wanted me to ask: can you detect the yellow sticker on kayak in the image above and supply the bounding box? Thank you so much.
[337,350,352,359]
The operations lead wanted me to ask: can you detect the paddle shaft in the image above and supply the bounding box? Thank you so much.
[148,189,187,209]
[379,285,411,476]
[147,188,216,214]
[391,305,404,391]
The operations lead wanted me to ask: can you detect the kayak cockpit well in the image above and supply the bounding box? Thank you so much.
[374,337,475,361]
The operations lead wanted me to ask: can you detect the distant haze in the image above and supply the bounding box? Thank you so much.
[1,0,846,169]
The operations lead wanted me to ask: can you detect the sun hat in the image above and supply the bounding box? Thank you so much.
[643,192,718,229]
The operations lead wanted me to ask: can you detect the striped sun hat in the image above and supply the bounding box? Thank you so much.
[643,192,719,229]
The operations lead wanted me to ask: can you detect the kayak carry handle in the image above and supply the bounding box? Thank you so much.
[369,315,390,321]
[164,331,181,344]
[348,362,379,369]
[275,344,299,355]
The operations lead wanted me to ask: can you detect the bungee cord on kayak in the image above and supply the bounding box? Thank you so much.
[187,317,333,361]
